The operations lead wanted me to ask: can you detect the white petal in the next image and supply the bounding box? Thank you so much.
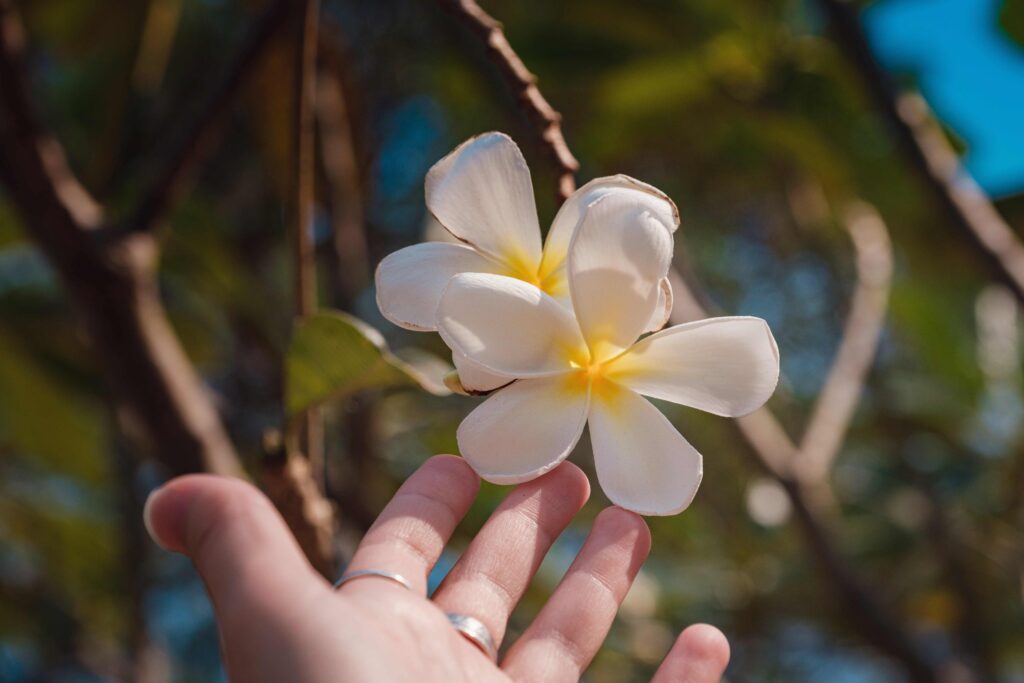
[568,192,674,362]
[540,175,679,280]
[437,273,585,377]
[375,242,502,331]
[608,317,780,417]
[644,277,673,333]
[452,350,512,393]
[425,133,543,271]
[588,386,703,516]
[458,375,590,484]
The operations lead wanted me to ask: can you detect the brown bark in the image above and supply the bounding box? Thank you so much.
[262,439,336,579]
[440,0,580,201]
[0,0,336,574]
[0,0,240,477]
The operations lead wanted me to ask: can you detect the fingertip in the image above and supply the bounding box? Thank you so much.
[142,485,165,549]
[556,460,593,504]
[533,460,591,508]
[142,474,213,553]
[598,506,652,557]
[679,624,730,673]
[424,454,481,491]
[142,475,282,559]
[488,461,591,521]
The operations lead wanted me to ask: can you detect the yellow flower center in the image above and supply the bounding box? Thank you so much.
[534,270,562,297]
[563,355,623,405]
[500,248,568,298]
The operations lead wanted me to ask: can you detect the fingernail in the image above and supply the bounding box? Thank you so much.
[143,485,169,550]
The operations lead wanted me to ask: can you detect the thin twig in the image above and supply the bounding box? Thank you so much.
[292,0,319,321]
[124,0,291,236]
[440,0,580,201]
[316,57,369,301]
[277,0,335,576]
[817,0,1024,302]
[289,0,325,481]
[795,202,893,486]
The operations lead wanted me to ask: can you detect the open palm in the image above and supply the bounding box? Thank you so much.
[144,455,729,682]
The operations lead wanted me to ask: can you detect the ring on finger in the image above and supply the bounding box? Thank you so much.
[334,569,413,591]
[447,613,498,661]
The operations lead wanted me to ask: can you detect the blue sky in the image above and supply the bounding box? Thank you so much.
[865,0,1024,197]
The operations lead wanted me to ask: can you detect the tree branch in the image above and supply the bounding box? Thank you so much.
[669,209,935,681]
[0,0,241,477]
[288,0,326,478]
[291,0,319,322]
[795,202,893,486]
[817,0,1024,302]
[272,0,336,577]
[440,0,580,201]
[262,433,336,579]
[123,0,291,236]
[0,0,337,575]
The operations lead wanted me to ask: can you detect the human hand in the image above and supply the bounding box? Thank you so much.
[143,455,729,682]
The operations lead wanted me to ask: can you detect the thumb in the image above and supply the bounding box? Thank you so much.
[144,475,326,622]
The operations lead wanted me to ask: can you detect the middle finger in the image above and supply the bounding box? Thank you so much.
[431,462,590,651]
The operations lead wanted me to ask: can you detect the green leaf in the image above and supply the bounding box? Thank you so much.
[286,311,450,416]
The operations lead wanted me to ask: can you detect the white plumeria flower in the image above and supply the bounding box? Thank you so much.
[435,191,780,516]
[375,132,676,392]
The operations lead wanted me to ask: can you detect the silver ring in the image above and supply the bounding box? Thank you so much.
[447,613,498,661]
[334,569,413,591]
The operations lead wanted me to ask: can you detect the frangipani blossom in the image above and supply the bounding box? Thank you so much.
[436,192,780,516]
[375,132,676,391]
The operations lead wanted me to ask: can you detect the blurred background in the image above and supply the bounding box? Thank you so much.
[2,0,1024,681]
